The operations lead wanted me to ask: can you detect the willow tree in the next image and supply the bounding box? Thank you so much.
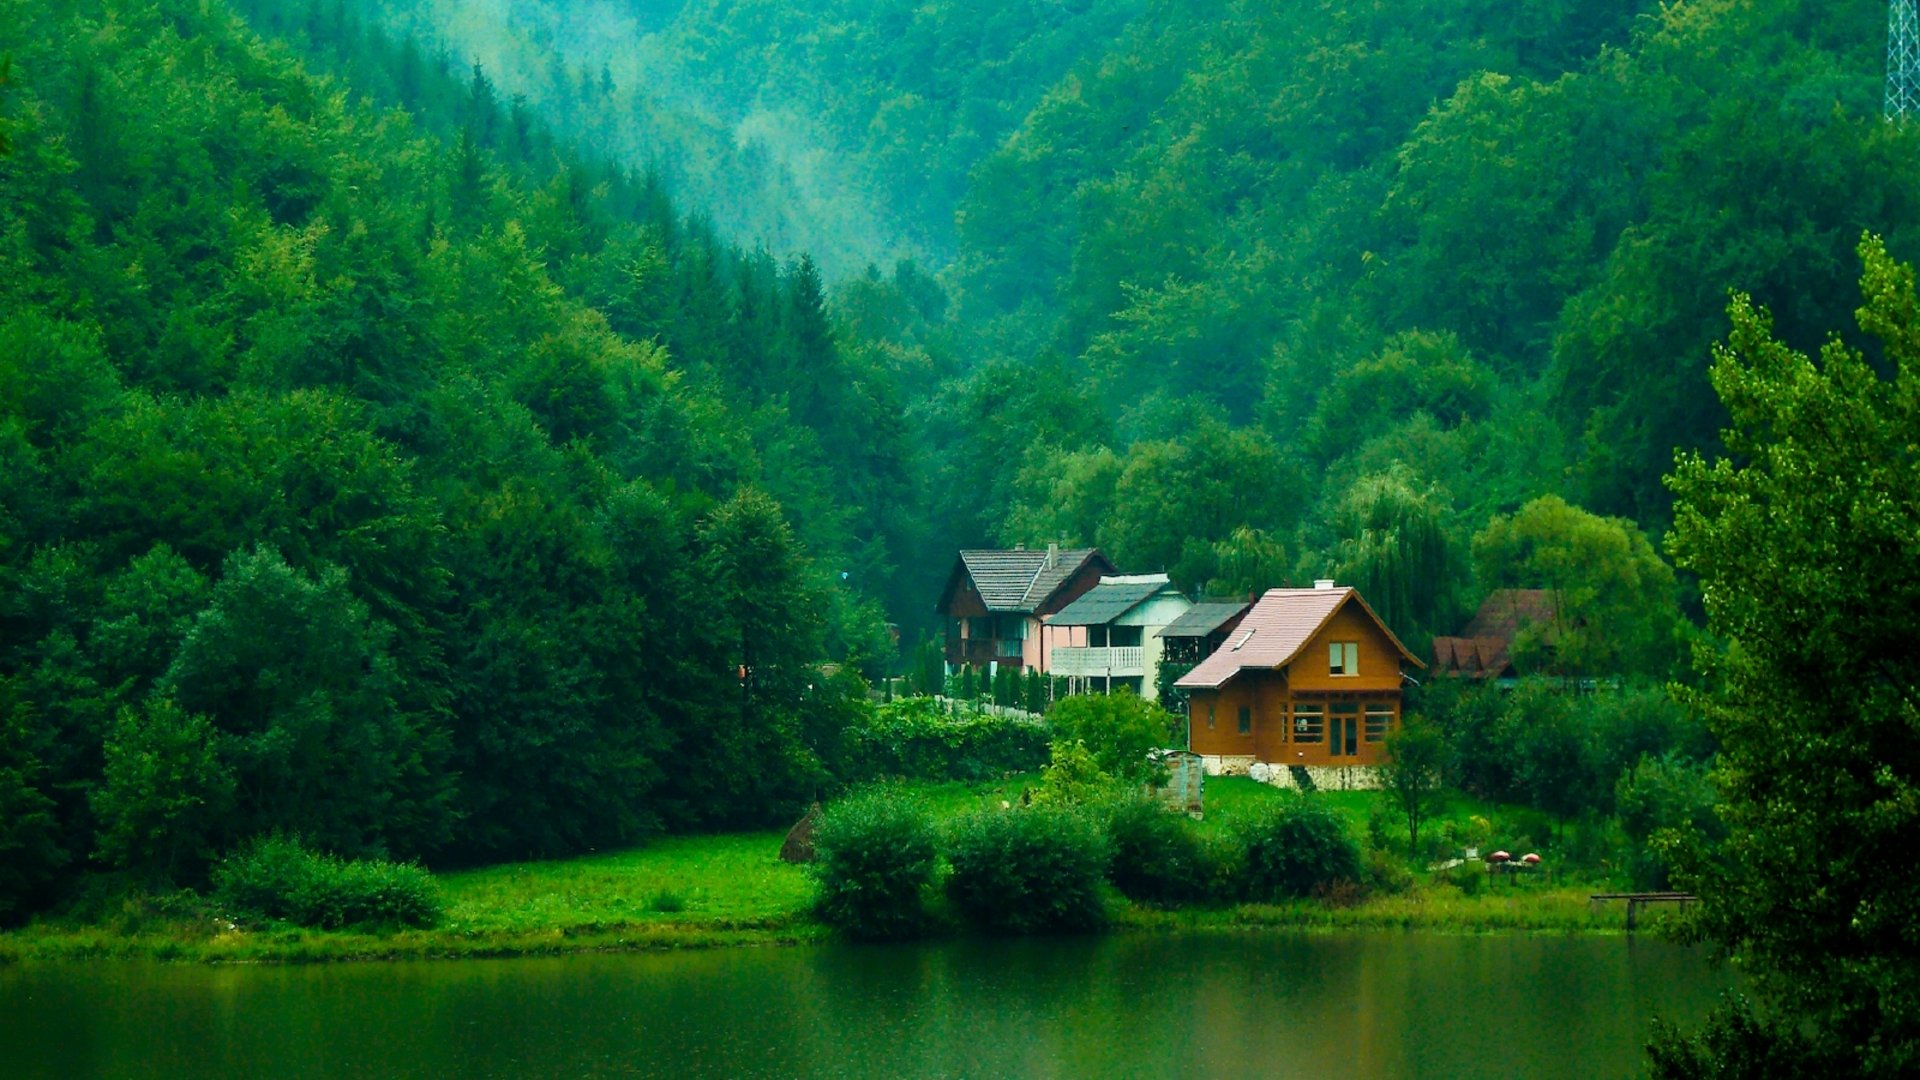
[1331,470,1455,649]
[1652,236,1920,1078]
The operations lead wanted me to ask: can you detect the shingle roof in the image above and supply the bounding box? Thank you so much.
[1461,589,1557,641]
[1429,590,1557,679]
[958,548,1105,613]
[1048,575,1178,627]
[1430,636,1512,679]
[1175,587,1422,690]
[1156,600,1252,639]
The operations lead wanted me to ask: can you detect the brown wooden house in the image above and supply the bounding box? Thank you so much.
[937,546,1115,671]
[1178,583,1423,772]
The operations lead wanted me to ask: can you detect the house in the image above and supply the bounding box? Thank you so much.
[1429,589,1558,683]
[937,545,1116,672]
[1041,574,1192,701]
[1153,599,1254,709]
[1178,581,1424,788]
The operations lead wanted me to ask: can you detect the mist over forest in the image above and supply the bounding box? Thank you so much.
[4,12,1919,1065]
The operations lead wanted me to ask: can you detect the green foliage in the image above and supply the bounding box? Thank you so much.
[842,697,1049,783]
[1614,754,1722,891]
[1377,715,1449,854]
[213,836,442,930]
[808,789,939,940]
[1101,796,1212,906]
[1032,739,1118,807]
[90,698,234,882]
[944,807,1109,933]
[1472,496,1683,677]
[1654,238,1920,1076]
[1330,470,1458,650]
[1234,797,1363,901]
[1045,690,1179,784]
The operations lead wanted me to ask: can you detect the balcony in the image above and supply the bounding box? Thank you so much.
[1050,646,1146,678]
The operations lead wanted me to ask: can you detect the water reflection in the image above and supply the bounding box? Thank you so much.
[0,933,1731,1079]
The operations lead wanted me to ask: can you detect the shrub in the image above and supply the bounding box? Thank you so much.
[808,789,939,940]
[841,697,1049,783]
[1362,847,1415,896]
[945,807,1109,933]
[1235,797,1362,901]
[1102,796,1212,905]
[213,836,441,930]
[1046,691,1180,784]
[1033,739,1122,806]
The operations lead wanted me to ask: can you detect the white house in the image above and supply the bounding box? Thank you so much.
[1041,574,1192,703]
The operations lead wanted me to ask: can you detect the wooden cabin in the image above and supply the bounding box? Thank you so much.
[1178,583,1423,773]
[937,546,1115,672]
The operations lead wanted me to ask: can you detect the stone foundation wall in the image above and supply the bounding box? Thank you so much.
[1198,755,1255,777]
[1247,762,1383,791]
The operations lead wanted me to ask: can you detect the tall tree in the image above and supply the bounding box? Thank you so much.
[1654,236,1920,1077]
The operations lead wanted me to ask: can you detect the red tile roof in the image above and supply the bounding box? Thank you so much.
[1175,587,1421,690]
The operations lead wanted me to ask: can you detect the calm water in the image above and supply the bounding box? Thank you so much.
[0,933,1731,1079]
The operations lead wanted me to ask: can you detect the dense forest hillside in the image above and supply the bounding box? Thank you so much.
[0,0,928,915]
[5,0,1919,921]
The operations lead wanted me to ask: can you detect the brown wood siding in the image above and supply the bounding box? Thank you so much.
[1287,603,1407,693]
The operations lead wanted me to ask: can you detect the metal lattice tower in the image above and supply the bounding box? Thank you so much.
[1891,0,1920,121]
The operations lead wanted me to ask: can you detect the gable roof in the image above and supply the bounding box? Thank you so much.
[1156,600,1253,639]
[1175,587,1423,690]
[1048,575,1180,627]
[948,548,1110,613]
[1461,589,1557,641]
[1430,589,1558,679]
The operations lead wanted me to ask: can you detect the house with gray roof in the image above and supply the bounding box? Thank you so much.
[936,545,1115,672]
[1043,574,1192,702]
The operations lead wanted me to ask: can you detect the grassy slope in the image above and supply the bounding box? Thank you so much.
[0,775,1663,964]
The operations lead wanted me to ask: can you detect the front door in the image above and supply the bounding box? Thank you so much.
[1330,703,1359,757]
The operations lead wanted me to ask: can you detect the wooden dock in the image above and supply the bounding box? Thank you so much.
[1588,892,1698,931]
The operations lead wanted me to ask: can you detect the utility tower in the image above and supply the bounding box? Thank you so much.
[1891,0,1920,121]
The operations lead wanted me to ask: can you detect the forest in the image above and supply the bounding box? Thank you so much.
[0,0,1916,1038]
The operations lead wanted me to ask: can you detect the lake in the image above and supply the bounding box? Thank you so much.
[0,932,1731,1078]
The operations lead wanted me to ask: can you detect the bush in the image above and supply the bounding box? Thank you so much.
[945,807,1109,933]
[1235,797,1362,901]
[1362,847,1415,896]
[1102,796,1212,905]
[213,836,441,930]
[808,789,939,940]
[1046,691,1180,784]
[842,697,1050,783]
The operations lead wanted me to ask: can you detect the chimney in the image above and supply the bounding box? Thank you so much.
[1046,542,1059,568]
[1314,578,1337,590]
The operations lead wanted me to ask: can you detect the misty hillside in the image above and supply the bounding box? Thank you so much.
[2,0,1916,911]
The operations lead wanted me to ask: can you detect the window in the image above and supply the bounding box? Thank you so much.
[1365,703,1394,743]
[1110,625,1144,648]
[1237,706,1252,735]
[1329,641,1359,676]
[1207,704,1216,730]
[1292,703,1324,743]
[998,616,1027,640]
[1089,625,1108,647]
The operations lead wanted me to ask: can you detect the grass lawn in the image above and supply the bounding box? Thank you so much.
[0,773,1648,965]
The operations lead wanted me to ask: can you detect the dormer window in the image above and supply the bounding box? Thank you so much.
[1329,641,1358,676]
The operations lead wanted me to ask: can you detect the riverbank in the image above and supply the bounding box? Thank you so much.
[0,837,1657,965]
